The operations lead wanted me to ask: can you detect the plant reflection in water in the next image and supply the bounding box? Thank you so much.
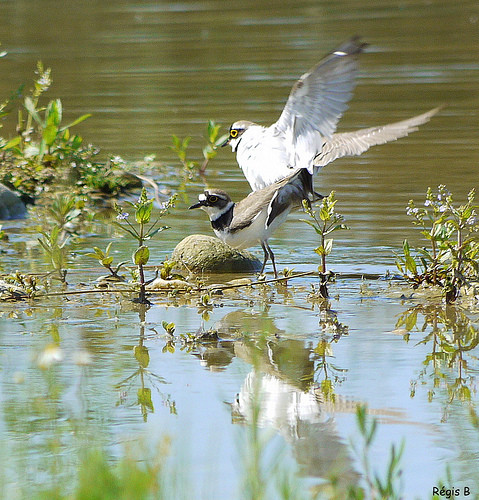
[116,305,176,421]
[396,304,478,421]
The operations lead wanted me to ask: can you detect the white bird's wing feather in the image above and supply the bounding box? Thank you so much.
[273,36,366,169]
[314,107,441,167]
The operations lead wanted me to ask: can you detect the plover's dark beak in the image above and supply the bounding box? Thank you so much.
[220,136,230,147]
[189,201,203,210]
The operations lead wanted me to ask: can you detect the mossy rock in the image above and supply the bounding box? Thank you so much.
[172,234,262,273]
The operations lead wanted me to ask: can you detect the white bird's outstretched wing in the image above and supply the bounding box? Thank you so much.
[273,36,367,168]
[314,107,441,167]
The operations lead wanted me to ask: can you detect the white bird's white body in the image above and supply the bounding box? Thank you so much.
[223,37,441,191]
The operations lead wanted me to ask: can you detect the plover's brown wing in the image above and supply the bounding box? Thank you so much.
[266,169,314,228]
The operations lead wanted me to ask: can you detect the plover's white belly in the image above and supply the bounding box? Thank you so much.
[215,208,291,250]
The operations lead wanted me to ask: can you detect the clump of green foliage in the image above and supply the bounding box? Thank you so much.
[113,188,177,304]
[36,194,88,283]
[301,191,348,298]
[0,62,138,202]
[170,119,227,178]
[396,185,478,303]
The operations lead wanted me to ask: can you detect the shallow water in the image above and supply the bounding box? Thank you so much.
[1,0,479,498]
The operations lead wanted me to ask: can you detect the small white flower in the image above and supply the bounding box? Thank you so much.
[424,200,431,207]
[407,207,419,216]
[466,216,477,226]
[116,212,129,220]
[439,205,447,213]
[111,155,125,166]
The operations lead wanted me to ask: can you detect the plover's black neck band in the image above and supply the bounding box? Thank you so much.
[211,204,234,231]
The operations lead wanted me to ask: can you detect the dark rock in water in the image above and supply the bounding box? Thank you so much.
[0,184,27,219]
[172,234,261,273]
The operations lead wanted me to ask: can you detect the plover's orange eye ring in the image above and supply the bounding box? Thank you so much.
[230,129,239,138]
[208,195,218,203]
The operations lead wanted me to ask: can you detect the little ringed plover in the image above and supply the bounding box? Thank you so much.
[189,168,315,277]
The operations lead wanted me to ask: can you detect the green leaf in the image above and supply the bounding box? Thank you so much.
[92,246,105,258]
[146,225,170,239]
[46,99,62,127]
[59,113,91,132]
[299,218,322,235]
[319,205,330,221]
[324,238,333,254]
[101,256,114,267]
[134,345,150,368]
[405,311,418,331]
[24,97,43,126]
[42,123,58,146]
[405,255,417,275]
[111,221,140,240]
[133,245,150,266]
[135,201,153,224]
[137,387,153,410]
[3,136,21,149]
[215,134,229,147]
[162,321,175,334]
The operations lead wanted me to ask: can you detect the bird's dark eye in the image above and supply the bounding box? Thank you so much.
[230,129,239,138]
[208,195,218,203]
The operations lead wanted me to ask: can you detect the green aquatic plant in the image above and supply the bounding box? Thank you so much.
[38,226,69,283]
[396,185,478,303]
[34,194,89,283]
[353,405,405,500]
[301,191,348,298]
[86,242,128,281]
[0,61,134,202]
[45,194,85,232]
[113,188,177,304]
[162,321,176,336]
[200,119,228,173]
[171,120,227,177]
[3,271,42,299]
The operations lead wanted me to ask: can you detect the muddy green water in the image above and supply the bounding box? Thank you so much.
[1,0,479,498]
